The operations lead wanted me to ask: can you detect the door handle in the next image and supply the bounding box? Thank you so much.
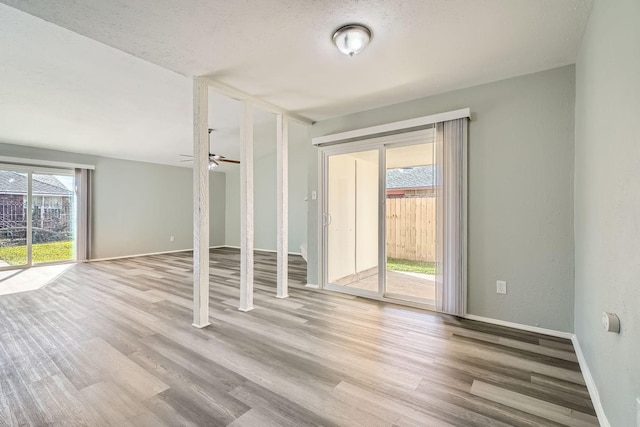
[323,213,332,227]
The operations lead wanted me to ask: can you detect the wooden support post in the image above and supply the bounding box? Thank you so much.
[276,114,289,298]
[192,77,210,328]
[239,101,254,312]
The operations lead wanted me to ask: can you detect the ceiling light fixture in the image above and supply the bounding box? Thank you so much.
[332,24,372,57]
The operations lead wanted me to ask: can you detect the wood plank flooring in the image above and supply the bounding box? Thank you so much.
[0,248,597,426]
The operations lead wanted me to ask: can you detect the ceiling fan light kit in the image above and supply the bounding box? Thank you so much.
[332,24,372,57]
[180,128,240,171]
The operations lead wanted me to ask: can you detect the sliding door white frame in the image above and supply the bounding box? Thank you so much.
[319,129,437,308]
[0,163,77,271]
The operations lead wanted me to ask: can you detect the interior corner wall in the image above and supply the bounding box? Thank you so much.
[309,65,576,332]
[91,156,190,258]
[93,159,225,258]
[574,1,640,425]
[0,142,226,259]
[93,160,224,255]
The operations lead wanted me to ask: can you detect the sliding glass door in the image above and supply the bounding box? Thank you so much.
[322,121,467,315]
[384,143,438,305]
[31,172,75,264]
[0,165,76,270]
[322,130,438,308]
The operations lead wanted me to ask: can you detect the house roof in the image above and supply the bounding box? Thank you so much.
[386,166,439,190]
[0,170,72,196]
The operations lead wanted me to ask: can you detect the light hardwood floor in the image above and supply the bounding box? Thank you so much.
[0,248,597,426]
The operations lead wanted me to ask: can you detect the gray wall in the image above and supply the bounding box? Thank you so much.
[225,122,310,254]
[310,66,576,332]
[92,157,225,258]
[0,142,225,259]
[574,1,640,425]
[208,172,226,247]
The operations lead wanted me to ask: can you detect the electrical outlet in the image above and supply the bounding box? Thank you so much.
[169,236,175,242]
[496,280,507,295]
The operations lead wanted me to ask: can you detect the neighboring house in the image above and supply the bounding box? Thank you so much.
[0,171,73,244]
[386,165,440,198]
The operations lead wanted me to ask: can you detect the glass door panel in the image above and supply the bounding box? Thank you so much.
[31,173,75,264]
[0,170,28,268]
[326,150,379,295]
[385,143,437,305]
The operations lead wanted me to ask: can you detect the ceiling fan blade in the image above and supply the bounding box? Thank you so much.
[219,159,241,164]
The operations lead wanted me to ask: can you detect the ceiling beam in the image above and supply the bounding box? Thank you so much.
[203,77,314,126]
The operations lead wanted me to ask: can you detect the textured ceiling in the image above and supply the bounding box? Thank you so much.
[0,3,286,168]
[0,0,592,166]
[0,3,193,166]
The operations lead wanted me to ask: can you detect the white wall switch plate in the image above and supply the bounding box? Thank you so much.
[311,191,317,200]
[169,236,175,242]
[496,280,507,294]
[636,397,639,427]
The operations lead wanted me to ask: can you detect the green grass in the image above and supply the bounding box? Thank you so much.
[0,241,73,265]
[386,258,436,275]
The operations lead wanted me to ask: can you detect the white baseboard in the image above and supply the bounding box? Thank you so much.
[571,335,610,427]
[222,245,303,256]
[463,314,574,340]
[88,245,302,263]
[88,245,226,262]
[88,248,192,262]
[464,314,609,426]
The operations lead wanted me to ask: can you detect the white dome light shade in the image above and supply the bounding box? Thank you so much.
[332,24,372,57]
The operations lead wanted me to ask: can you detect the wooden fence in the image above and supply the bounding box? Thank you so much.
[386,197,436,262]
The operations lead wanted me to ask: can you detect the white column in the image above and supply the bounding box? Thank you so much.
[276,114,289,298]
[239,101,254,312]
[192,77,210,328]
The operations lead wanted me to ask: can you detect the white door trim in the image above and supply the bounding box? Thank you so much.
[319,128,437,306]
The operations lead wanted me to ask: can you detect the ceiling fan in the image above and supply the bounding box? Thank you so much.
[180,129,240,170]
